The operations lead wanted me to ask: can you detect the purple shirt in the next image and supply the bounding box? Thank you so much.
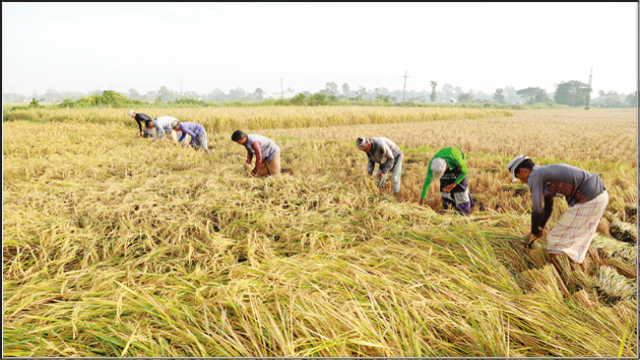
[178,122,205,145]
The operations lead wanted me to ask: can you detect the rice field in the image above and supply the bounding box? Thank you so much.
[2,107,637,357]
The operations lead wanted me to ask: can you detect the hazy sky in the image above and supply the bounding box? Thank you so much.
[2,3,637,95]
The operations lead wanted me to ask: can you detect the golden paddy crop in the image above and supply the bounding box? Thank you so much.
[2,108,637,356]
[3,105,513,132]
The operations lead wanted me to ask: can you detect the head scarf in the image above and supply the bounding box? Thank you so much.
[356,137,370,150]
[431,158,447,180]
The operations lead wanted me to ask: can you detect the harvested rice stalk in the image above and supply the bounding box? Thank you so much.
[609,220,637,244]
[594,266,635,303]
[590,236,637,263]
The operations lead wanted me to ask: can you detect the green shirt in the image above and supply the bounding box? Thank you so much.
[421,146,469,199]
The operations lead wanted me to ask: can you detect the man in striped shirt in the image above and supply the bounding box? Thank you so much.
[232,130,281,177]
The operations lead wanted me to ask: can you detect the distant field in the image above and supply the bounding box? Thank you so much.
[3,106,514,131]
[2,108,637,356]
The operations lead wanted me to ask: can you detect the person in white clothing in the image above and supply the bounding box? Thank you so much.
[145,116,182,143]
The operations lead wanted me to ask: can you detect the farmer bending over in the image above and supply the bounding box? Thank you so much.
[172,120,211,154]
[420,146,474,215]
[128,110,154,138]
[231,130,281,177]
[507,155,608,275]
[356,137,403,200]
[146,116,182,143]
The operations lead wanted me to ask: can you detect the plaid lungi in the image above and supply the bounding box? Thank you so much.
[546,191,608,263]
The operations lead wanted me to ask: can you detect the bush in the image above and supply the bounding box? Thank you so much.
[290,93,306,106]
[307,93,328,106]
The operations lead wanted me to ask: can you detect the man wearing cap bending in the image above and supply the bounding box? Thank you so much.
[507,155,608,274]
[172,120,211,154]
[232,130,281,177]
[419,146,474,215]
[128,110,154,138]
[356,137,403,200]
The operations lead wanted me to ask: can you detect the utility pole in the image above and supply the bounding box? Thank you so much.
[402,71,408,102]
[181,79,183,95]
[584,67,593,110]
[281,78,284,99]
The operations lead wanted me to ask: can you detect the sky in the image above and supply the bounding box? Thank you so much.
[2,2,637,96]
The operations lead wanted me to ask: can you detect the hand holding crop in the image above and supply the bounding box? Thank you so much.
[442,183,457,193]
[378,172,385,181]
[525,231,543,249]
[138,131,143,137]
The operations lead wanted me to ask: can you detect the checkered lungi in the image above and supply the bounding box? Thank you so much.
[546,191,609,263]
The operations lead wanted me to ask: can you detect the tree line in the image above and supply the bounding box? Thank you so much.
[3,82,636,108]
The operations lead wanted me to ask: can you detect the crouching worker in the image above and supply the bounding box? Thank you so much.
[146,116,182,143]
[172,120,211,154]
[128,110,154,138]
[231,130,281,177]
[356,137,403,200]
[420,146,474,215]
[507,155,608,274]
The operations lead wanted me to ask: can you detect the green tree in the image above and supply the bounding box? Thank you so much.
[290,93,306,105]
[254,88,264,100]
[493,88,506,103]
[210,89,226,101]
[625,91,637,107]
[457,92,473,103]
[342,83,350,98]
[307,93,327,106]
[229,87,246,101]
[376,94,391,103]
[357,86,368,99]
[145,91,158,102]
[29,98,44,108]
[325,82,339,96]
[516,87,549,104]
[441,83,454,101]
[597,90,623,108]
[430,81,438,102]
[554,80,589,107]
[128,88,140,101]
[158,86,176,102]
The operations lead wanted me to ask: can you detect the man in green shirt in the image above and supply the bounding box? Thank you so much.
[419,146,474,215]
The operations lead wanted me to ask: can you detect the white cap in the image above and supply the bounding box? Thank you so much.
[431,158,446,180]
[128,110,134,117]
[507,155,530,182]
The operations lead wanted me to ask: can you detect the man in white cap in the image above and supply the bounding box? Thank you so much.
[507,155,608,274]
[128,110,154,138]
[420,146,473,215]
[145,116,183,143]
[356,137,404,200]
